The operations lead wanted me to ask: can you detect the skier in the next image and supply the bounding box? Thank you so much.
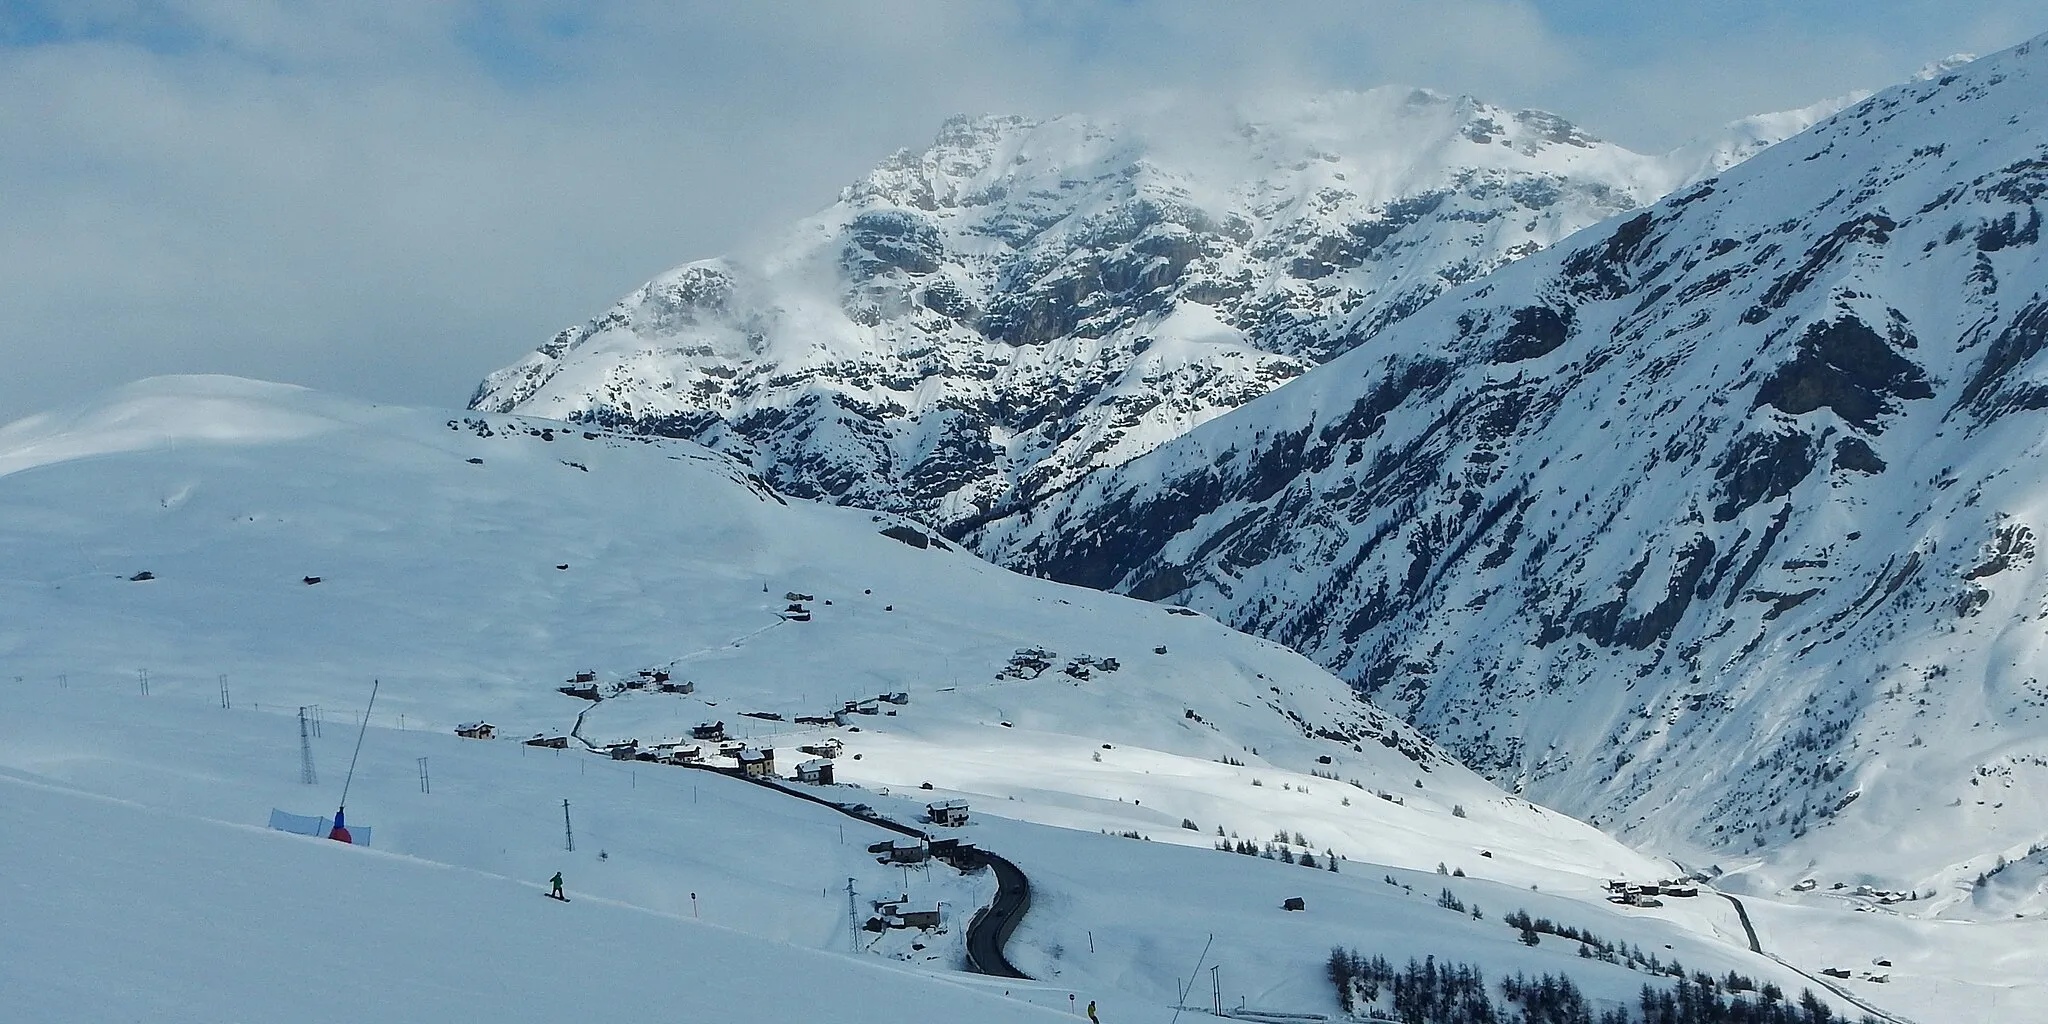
[549,871,565,900]
[1087,999,1099,1023]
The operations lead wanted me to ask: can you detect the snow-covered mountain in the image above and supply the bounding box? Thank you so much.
[471,89,1836,528]
[973,35,2048,899]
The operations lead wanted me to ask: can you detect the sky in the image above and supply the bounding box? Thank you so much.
[0,1,2038,423]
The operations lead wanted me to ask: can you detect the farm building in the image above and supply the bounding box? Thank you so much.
[798,738,843,759]
[884,838,927,864]
[795,759,834,784]
[895,907,941,929]
[929,837,983,869]
[523,734,568,748]
[454,722,496,740]
[926,799,969,827]
[606,740,639,760]
[737,748,775,778]
[692,721,727,741]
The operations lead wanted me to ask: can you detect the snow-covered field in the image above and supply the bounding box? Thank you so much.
[0,682,1846,1024]
[0,376,2033,1021]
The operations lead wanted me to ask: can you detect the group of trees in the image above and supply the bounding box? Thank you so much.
[1212,836,1340,870]
[1501,909,1701,978]
[1327,951,1495,1022]
[1327,948,1879,1024]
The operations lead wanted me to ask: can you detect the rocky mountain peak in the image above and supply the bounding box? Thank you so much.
[474,86,1838,529]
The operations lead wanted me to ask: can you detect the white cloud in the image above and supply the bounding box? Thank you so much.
[0,0,2036,420]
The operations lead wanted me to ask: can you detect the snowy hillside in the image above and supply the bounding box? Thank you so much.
[0,374,1628,885]
[974,33,2048,907]
[8,681,1918,1024]
[0,375,1930,1022]
[471,90,1836,529]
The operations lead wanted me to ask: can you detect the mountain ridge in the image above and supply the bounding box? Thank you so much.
[970,37,2048,896]
[471,87,1840,529]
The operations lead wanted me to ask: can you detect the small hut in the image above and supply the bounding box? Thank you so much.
[896,907,941,929]
[454,722,496,740]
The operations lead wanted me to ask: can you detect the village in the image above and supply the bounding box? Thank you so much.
[1602,877,1701,909]
[446,648,1019,953]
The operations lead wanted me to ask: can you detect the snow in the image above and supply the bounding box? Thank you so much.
[471,86,1840,530]
[0,375,1927,1021]
[0,681,1849,1024]
[971,28,2048,916]
[0,768,1064,1024]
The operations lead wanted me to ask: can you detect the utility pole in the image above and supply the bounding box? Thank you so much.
[417,757,430,794]
[138,669,149,696]
[218,674,230,709]
[298,707,318,785]
[563,799,574,852]
[847,877,859,951]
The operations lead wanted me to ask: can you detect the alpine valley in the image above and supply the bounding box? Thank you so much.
[973,34,2048,908]
[13,27,2048,1024]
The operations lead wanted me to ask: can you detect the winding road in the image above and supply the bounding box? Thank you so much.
[655,758,1034,979]
[964,852,1031,979]
[555,614,1034,977]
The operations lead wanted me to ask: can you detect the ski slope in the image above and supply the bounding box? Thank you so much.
[3,682,1866,1024]
[0,767,1067,1024]
[0,374,1637,887]
[0,375,2017,1021]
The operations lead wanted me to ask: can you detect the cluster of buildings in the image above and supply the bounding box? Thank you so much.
[1602,878,1700,907]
